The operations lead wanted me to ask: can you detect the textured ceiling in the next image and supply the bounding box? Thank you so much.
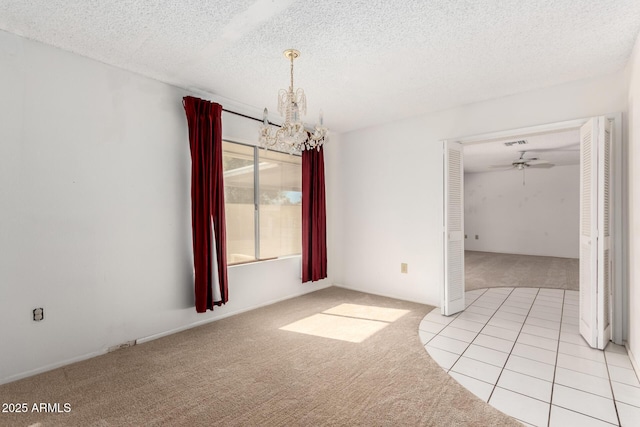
[1,1,640,133]
[464,129,580,173]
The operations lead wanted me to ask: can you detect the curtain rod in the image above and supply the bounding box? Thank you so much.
[221,106,317,133]
[222,108,279,127]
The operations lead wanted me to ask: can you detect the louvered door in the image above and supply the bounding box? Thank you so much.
[579,117,612,349]
[596,117,612,348]
[442,141,465,316]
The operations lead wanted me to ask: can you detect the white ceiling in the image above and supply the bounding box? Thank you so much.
[463,129,580,173]
[1,1,639,133]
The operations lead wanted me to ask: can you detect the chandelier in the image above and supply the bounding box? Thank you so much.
[259,49,328,154]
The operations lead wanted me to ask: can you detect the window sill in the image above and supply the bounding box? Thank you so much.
[228,254,301,268]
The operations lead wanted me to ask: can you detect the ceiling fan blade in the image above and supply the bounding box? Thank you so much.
[526,159,549,165]
[528,163,555,169]
[489,164,515,169]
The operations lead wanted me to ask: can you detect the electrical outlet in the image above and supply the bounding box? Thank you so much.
[475,235,479,240]
[33,307,44,321]
[401,263,408,274]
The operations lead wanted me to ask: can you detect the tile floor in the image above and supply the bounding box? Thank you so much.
[419,287,640,427]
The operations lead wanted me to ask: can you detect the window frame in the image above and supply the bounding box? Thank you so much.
[222,139,302,265]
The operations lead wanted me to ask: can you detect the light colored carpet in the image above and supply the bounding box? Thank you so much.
[0,287,519,427]
[465,250,579,292]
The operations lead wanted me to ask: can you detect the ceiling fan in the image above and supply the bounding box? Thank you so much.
[490,151,555,170]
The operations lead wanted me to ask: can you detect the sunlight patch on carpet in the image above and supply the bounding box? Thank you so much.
[322,303,409,322]
[280,304,410,343]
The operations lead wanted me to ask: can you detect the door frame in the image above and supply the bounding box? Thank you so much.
[442,113,624,344]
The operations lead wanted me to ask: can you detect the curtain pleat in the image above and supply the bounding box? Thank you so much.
[183,96,228,312]
[302,147,327,282]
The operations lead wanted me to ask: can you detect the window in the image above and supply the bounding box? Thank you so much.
[222,142,256,263]
[222,141,302,264]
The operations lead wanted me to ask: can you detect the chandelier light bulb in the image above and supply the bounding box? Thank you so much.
[292,102,300,122]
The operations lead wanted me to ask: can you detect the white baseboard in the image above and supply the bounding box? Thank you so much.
[333,283,436,307]
[626,343,640,379]
[1,282,332,385]
[1,349,108,385]
[137,283,332,344]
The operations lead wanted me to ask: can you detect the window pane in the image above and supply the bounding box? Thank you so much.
[223,141,255,264]
[259,149,302,258]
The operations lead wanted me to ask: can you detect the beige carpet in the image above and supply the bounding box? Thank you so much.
[0,287,519,427]
[465,250,579,292]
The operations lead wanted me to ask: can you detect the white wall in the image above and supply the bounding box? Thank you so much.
[626,31,640,373]
[332,68,627,307]
[0,31,332,384]
[464,165,579,258]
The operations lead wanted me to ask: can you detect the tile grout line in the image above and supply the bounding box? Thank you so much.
[553,292,624,426]
[443,288,504,378]
[424,288,636,426]
[499,289,559,424]
[603,351,622,426]
[488,382,625,427]
[552,404,621,426]
[486,287,539,405]
[458,291,521,364]
[555,297,628,407]
[422,288,489,368]
[443,288,516,381]
[547,289,565,427]
[487,290,625,425]
[548,346,634,402]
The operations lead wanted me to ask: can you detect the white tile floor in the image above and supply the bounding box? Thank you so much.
[420,287,640,427]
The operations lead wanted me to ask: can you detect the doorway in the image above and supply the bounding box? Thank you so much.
[442,115,624,345]
[463,128,581,292]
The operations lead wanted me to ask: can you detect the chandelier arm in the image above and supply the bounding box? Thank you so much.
[275,126,287,141]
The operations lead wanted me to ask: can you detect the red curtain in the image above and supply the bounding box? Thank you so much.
[302,147,327,282]
[183,96,228,312]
